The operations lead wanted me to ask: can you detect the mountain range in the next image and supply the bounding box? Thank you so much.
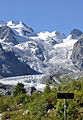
[0,20,83,78]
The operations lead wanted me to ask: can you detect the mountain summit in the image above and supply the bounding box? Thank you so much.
[69,29,82,39]
[0,20,83,75]
[7,21,37,37]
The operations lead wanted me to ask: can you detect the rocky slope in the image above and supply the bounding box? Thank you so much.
[0,43,38,78]
[69,29,82,39]
[0,20,83,75]
[0,25,18,45]
[0,20,83,91]
[71,37,83,70]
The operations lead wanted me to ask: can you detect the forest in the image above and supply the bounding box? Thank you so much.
[0,77,83,120]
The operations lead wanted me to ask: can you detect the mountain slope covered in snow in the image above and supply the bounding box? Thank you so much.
[0,43,38,78]
[0,20,83,75]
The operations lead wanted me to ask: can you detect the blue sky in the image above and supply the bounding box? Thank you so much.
[0,0,83,35]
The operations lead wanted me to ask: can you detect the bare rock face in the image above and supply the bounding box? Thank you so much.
[69,29,82,39]
[71,38,83,70]
[0,26,18,45]
[0,43,38,78]
[0,83,13,95]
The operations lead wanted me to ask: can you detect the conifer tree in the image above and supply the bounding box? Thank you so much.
[13,82,26,97]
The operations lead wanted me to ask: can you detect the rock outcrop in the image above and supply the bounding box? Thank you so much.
[0,43,38,78]
[71,38,83,70]
[0,26,18,45]
[69,29,82,39]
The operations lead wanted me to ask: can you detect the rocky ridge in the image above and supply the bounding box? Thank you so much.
[0,20,83,83]
[71,37,83,70]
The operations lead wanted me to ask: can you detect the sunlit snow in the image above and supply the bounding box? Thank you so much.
[0,20,80,89]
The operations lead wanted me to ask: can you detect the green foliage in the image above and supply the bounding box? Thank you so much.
[27,87,57,120]
[0,77,83,120]
[0,96,14,113]
[61,79,81,92]
[14,94,28,105]
[2,111,29,120]
[74,91,83,107]
[44,83,51,94]
[67,100,79,120]
[13,82,26,97]
[81,77,83,92]
[56,100,64,120]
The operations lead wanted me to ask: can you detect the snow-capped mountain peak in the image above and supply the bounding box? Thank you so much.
[7,21,37,37]
[0,20,82,75]
[36,30,66,43]
[0,20,83,92]
[64,29,83,43]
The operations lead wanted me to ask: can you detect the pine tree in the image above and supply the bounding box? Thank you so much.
[13,82,26,97]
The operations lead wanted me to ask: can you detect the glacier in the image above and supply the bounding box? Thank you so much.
[0,20,82,90]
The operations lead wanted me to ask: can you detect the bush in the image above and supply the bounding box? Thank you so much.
[14,94,28,105]
[0,96,14,113]
[2,111,29,120]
